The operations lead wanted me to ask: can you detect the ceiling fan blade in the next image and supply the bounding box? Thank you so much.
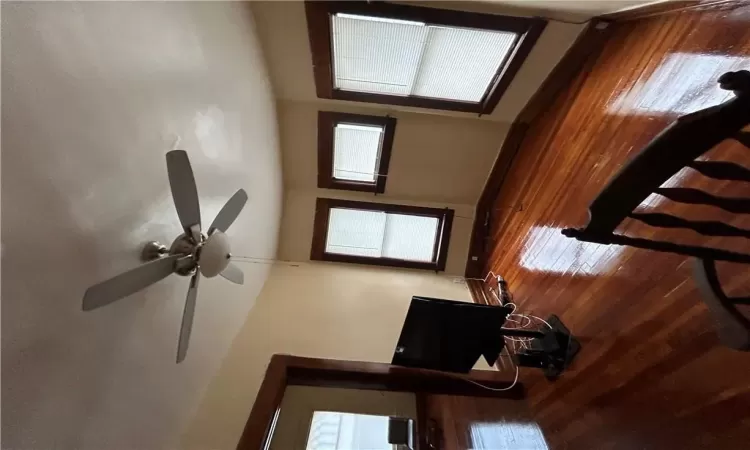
[219,263,244,285]
[177,272,200,363]
[82,254,182,311]
[166,150,202,235]
[208,189,248,233]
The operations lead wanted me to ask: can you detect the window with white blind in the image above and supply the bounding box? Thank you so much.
[305,412,395,450]
[318,112,397,193]
[332,14,517,103]
[311,199,454,271]
[306,2,546,114]
[333,124,383,182]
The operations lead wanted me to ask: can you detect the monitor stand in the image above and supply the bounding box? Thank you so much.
[509,314,580,380]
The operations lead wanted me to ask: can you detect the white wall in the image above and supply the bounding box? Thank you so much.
[184,262,484,449]
[1,2,281,449]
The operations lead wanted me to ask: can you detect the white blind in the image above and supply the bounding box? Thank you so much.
[326,208,386,257]
[326,208,440,262]
[333,123,384,182]
[333,14,428,96]
[413,27,516,102]
[332,14,518,102]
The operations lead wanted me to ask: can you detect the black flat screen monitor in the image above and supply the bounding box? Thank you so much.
[391,296,512,373]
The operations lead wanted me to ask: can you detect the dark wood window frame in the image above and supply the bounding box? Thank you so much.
[318,111,397,194]
[311,198,454,271]
[305,1,547,114]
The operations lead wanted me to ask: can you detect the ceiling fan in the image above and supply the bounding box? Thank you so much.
[82,150,248,363]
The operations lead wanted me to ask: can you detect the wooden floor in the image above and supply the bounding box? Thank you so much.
[424,394,548,450]
[479,3,750,449]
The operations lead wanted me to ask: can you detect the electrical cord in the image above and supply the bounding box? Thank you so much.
[456,270,557,391]
[459,364,519,392]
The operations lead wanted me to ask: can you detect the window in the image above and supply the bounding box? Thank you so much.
[305,1,546,114]
[318,112,397,193]
[306,412,396,450]
[311,198,454,271]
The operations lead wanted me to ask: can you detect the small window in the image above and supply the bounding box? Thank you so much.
[311,199,453,271]
[318,112,397,193]
[306,1,546,114]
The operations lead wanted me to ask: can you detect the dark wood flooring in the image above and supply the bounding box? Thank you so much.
[478,3,750,449]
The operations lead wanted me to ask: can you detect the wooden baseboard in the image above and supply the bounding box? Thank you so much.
[601,0,740,22]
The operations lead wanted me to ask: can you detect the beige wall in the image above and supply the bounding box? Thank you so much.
[2,2,281,450]
[279,188,474,275]
[184,262,485,449]
[270,386,417,450]
[280,100,509,203]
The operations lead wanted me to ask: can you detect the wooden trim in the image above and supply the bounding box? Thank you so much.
[304,1,547,114]
[317,111,397,194]
[305,1,334,99]
[235,355,288,450]
[600,0,739,22]
[311,198,453,271]
[464,20,613,278]
[435,209,454,272]
[516,19,612,124]
[480,19,547,115]
[415,392,428,450]
[465,123,528,278]
[236,354,524,450]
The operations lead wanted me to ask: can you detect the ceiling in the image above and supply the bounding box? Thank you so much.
[2,2,281,448]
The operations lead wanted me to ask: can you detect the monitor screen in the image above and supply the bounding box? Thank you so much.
[391,296,512,373]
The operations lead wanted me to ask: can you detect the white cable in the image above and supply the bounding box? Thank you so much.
[458,270,554,391]
[460,365,519,392]
[525,314,553,330]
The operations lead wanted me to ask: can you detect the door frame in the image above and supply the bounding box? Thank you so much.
[236,354,523,450]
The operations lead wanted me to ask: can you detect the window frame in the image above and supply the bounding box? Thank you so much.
[318,111,397,194]
[305,1,547,114]
[311,198,454,271]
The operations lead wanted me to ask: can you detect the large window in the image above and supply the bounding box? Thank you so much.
[311,199,454,271]
[318,112,397,193]
[305,1,546,114]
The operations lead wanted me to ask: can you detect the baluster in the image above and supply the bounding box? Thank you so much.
[629,212,750,239]
[688,160,750,182]
[655,187,750,214]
